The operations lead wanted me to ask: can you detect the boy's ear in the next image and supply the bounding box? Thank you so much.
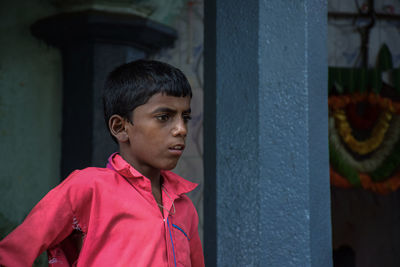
[109,115,129,142]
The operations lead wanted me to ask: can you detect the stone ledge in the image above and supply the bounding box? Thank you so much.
[31,9,177,53]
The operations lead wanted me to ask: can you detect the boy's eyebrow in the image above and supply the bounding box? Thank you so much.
[152,107,191,113]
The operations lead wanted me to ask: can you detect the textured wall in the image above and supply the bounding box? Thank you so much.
[215,0,260,265]
[0,0,62,229]
[0,1,61,265]
[205,0,331,266]
[259,1,331,266]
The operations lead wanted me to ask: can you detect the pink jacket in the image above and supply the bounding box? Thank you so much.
[0,153,204,267]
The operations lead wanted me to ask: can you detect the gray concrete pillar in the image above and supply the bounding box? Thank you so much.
[204,1,332,266]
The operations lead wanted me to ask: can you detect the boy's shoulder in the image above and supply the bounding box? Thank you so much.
[49,167,117,204]
[60,166,115,189]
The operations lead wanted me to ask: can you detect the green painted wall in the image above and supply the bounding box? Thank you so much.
[0,0,62,235]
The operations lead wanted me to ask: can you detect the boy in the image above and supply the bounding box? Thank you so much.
[0,60,204,267]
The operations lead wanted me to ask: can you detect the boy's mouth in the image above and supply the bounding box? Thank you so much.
[168,144,185,156]
[169,144,185,151]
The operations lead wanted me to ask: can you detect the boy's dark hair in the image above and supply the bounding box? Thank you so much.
[103,60,192,137]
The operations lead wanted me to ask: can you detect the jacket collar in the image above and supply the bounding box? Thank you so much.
[106,152,198,196]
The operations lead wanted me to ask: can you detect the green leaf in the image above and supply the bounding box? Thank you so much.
[329,142,361,186]
[393,67,400,94]
[377,44,393,71]
[370,69,382,93]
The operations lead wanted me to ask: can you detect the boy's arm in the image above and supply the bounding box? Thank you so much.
[189,205,205,267]
[0,172,81,267]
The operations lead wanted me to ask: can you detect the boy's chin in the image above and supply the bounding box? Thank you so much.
[161,161,179,171]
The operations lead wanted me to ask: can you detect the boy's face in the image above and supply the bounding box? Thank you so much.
[121,93,191,177]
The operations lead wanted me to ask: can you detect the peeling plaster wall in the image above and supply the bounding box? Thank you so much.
[0,0,62,233]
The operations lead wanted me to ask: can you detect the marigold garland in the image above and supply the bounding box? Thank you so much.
[330,167,352,188]
[370,139,400,182]
[329,116,400,173]
[329,92,400,193]
[329,143,361,186]
[333,109,392,155]
[329,93,400,114]
[345,102,380,130]
[330,115,400,184]
[331,167,400,195]
[329,50,400,193]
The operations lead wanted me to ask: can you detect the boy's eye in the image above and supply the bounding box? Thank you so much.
[183,114,192,123]
[156,114,170,122]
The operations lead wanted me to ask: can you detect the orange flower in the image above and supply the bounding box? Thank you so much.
[331,168,400,195]
[330,168,352,188]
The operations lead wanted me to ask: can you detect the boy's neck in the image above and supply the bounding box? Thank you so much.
[135,166,163,209]
[142,168,162,185]
[118,152,164,214]
[118,151,162,187]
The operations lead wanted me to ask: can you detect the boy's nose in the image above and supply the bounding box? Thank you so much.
[172,119,187,137]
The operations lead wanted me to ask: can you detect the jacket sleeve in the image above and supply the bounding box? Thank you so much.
[189,205,205,267]
[0,171,82,267]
